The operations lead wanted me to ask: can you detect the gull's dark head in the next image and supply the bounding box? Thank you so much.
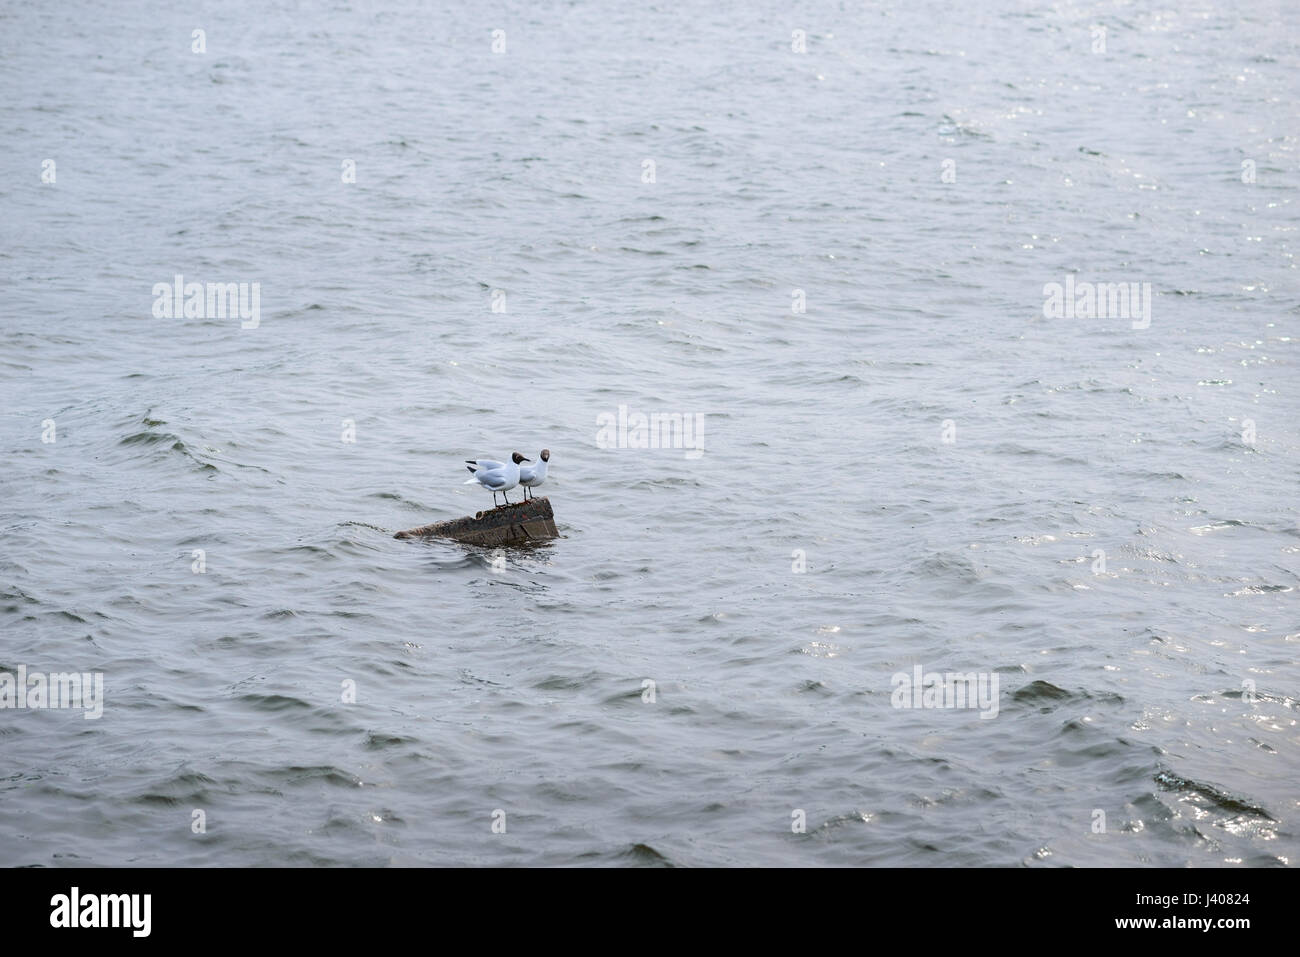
[512,452,530,464]
[540,449,550,462]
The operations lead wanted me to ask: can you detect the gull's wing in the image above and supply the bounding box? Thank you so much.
[475,468,513,491]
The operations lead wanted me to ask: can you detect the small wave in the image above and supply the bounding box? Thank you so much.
[1011,680,1073,703]
[236,693,313,712]
[118,430,184,449]
[1227,584,1292,596]
[276,765,361,788]
[1190,520,1253,535]
[1154,770,1274,820]
[617,843,674,866]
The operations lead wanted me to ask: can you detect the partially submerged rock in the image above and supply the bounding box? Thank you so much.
[394,497,558,546]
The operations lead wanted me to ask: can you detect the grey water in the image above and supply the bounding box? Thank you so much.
[1,0,1297,867]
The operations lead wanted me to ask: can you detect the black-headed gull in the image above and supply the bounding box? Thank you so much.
[518,449,550,500]
[464,452,529,507]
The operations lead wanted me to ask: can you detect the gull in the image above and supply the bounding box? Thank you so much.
[464,452,529,507]
[517,449,550,500]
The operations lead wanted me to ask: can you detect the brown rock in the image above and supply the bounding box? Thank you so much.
[394,496,558,545]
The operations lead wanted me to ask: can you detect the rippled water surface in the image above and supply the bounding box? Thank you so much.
[1,0,1297,866]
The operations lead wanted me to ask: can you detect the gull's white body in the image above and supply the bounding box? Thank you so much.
[517,450,550,499]
[517,457,547,490]
[464,458,520,493]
